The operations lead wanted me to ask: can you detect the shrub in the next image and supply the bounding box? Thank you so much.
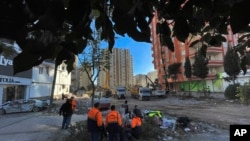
[141,118,165,140]
[63,121,89,141]
[236,84,250,104]
[224,84,239,99]
[63,118,166,141]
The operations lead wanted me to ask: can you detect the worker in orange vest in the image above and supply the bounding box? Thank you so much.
[106,105,122,141]
[131,112,142,140]
[70,96,76,112]
[87,102,104,141]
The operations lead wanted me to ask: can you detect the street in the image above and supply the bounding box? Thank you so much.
[0,110,85,141]
[0,93,249,141]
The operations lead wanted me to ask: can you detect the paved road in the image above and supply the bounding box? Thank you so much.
[0,93,245,141]
[0,110,86,141]
[0,97,105,141]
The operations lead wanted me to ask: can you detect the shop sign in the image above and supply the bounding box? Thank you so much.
[0,55,13,66]
[0,75,31,85]
[0,77,20,84]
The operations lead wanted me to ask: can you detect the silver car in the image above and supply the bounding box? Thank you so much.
[0,99,47,114]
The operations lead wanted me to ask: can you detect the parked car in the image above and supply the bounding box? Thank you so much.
[29,99,49,110]
[0,99,47,114]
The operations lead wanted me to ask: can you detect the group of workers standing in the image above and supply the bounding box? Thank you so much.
[88,100,143,141]
[59,96,142,141]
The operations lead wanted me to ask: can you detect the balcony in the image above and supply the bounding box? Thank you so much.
[189,46,224,58]
[207,60,223,67]
[207,46,223,52]
[191,73,217,80]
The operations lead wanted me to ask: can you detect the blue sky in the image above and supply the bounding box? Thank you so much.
[113,35,155,75]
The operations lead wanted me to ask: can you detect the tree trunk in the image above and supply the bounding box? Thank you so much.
[48,64,58,112]
[91,82,95,107]
[188,78,191,96]
[203,79,206,96]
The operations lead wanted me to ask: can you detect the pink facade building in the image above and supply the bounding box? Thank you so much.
[151,13,229,92]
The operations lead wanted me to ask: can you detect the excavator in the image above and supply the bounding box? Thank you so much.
[145,75,167,98]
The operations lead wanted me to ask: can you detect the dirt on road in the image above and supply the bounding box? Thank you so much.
[105,92,250,141]
[1,93,248,141]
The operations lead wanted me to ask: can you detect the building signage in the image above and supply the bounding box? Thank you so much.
[0,55,13,66]
[0,77,18,83]
[0,75,31,85]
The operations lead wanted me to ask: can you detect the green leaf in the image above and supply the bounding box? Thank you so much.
[217,17,228,34]
[202,33,211,44]
[65,32,79,42]
[173,17,189,42]
[202,26,211,33]
[157,21,171,36]
[75,38,87,53]
[209,16,222,29]
[61,41,78,54]
[238,33,250,43]
[230,0,250,33]
[13,52,41,74]
[193,0,212,9]
[40,44,62,60]
[160,34,174,52]
[136,15,150,36]
[108,39,114,53]
[189,40,200,47]
[168,62,182,80]
[200,44,207,57]
[214,34,226,42]
[56,48,73,66]
[65,54,75,73]
[66,0,91,27]
[240,57,247,75]
[181,0,193,19]
[95,15,103,30]
[235,44,246,56]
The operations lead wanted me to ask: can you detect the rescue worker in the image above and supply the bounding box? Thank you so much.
[70,96,76,112]
[121,100,131,118]
[146,110,163,126]
[87,102,104,141]
[132,105,142,119]
[147,110,163,119]
[59,99,73,129]
[131,112,142,140]
[133,105,138,115]
[105,105,122,141]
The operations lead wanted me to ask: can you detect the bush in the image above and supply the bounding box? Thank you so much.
[63,121,89,141]
[224,84,239,99]
[141,118,165,140]
[63,119,166,141]
[236,84,250,104]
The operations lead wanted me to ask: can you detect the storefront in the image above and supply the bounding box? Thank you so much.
[0,53,71,104]
[0,54,32,105]
[0,75,32,105]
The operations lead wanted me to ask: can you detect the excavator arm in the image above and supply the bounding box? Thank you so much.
[145,75,157,90]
